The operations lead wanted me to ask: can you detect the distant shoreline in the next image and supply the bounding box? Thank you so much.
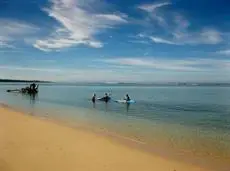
[1,79,230,87]
[0,79,51,83]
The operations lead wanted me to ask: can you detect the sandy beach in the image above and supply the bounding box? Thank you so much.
[0,105,209,171]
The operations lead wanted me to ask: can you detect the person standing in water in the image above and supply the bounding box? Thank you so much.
[92,93,96,103]
[124,94,130,101]
[30,82,36,91]
[104,93,110,103]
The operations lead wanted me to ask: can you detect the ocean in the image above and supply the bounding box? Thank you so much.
[1,83,230,170]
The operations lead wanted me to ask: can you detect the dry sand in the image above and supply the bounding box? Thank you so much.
[0,106,208,171]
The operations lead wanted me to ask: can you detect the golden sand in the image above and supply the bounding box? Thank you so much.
[0,106,209,171]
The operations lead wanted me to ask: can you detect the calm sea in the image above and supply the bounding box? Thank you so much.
[1,83,230,170]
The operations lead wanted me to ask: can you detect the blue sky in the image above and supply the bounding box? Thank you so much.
[1,0,230,82]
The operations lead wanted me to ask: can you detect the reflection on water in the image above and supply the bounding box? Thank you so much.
[19,93,39,115]
[20,93,38,105]
[126,103,130,113]
[30,93,38,105]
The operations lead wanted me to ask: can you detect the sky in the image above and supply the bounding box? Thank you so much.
[1,0,230,82]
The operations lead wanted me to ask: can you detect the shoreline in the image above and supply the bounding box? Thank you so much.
[0,104,228,171]
[0,104,210,171]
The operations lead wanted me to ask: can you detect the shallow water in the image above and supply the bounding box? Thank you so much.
[1,83,230,170]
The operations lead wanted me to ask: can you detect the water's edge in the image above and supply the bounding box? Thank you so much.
[1,102,229,171]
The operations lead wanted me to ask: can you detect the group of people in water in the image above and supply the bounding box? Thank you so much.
[21,82,39,93]
[7,82,39,94]
[91,93,130,103]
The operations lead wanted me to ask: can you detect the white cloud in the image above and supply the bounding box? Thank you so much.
[150,36,177,45]
[100,58,230,72]
[0,65,139,82]
[0,37,14,48]
[0,19,39,48]
[0,66,63,72]
[87,41,103,48]
[172,14,223,45]
[128,40,150,44]
[95,14,128,23]
[137,2,171,28]
[173,28,223,45]
[217,49,230,56]
[138,2,171,13]
[34,0,127,51]
[142,28,223,46]
[2,58,230,82]
[0,19,39,36]
[136,2,224,46]
[200,29,222,44]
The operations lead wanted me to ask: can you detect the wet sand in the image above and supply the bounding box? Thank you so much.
[0,105,210,171]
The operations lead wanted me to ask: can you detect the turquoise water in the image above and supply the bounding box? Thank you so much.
[1,83,230,169]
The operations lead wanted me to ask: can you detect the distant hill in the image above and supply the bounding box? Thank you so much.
[0,79,51,83]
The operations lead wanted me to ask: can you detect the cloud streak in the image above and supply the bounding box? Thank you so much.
[0,19,39,49]
[100,58,230,72]
[34,0,127,51]
[0,66,63,72]
[0,65,142,82]
[137,2,171,28]
[147,29,223,45]
[136,2,223,46]
[150,36,177,45]
[218,49,230,56]
[2,57,230,82]
[138,2,171,13]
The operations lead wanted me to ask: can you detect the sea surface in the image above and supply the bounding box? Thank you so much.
[1,83,230,170]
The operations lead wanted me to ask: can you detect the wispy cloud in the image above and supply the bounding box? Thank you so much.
[0,66,63,72]
[128,40,150,44]
[0,65,139,82]
[137,2,171,28]
[147,29,223,45]
[100,58,230,72]
[34,0,127,51]
[150,36,177,45]
[0,38,14,48]
[2,58,230,82]
[174,28,222,45]
[136,2,224,46]
[217,49,230,56]
[0,19,39,35]
[0,19,39,49]
[138,2,171,13]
